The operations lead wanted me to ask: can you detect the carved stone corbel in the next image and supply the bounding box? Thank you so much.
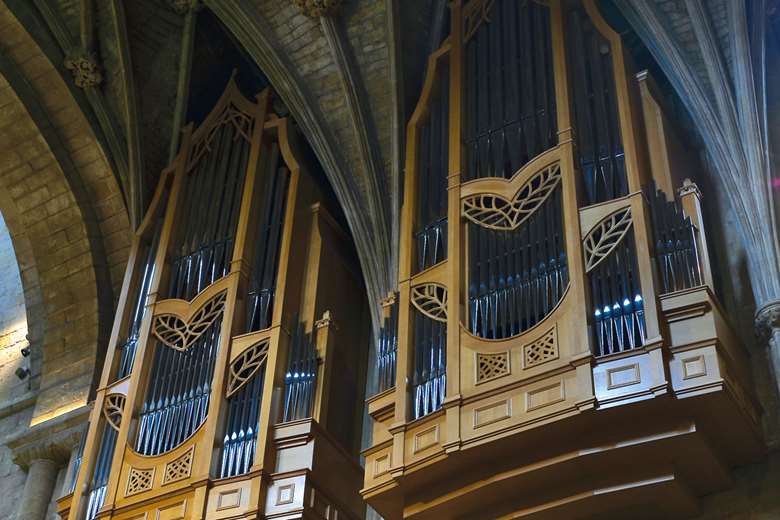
[64,51,103,88]
[167,0,201,15]
[755,300,780,395]
[291,0,342,18]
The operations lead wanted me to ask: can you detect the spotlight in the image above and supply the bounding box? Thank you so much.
[15,367,30,380]
[20,346,30,357]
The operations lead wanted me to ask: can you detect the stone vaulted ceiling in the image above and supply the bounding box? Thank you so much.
[1,0,778,330]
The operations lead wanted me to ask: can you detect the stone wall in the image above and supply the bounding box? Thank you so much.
[0,211,33,520]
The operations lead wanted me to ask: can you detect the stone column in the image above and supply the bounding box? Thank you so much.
[756,300,780,393]
[16,458,60,520]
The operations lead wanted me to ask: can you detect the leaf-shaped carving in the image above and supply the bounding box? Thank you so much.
[153,290,227,351]
[226,339,270,398]
[411,284,448,322]
[583,208,633,273]
[463,164,561,230]
[103,393,125,431]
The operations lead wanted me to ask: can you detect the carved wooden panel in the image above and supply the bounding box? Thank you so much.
[411,283,448,322]
[523,327,558,368]
[476,352,510,384]
[163,446,194,485]
[103,393,126,431]
[463,0,495,42]
[226,339,270,398]
[153,290,227,351]
[126,467,154,496]
[189,104,253,170]
[583,207,633,272]
[462,163,561,230]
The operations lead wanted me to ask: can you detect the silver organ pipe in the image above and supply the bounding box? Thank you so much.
[136,113,251,456]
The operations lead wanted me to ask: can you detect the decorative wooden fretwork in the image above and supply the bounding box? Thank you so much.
[463,0,495,43]
[584,208,633,273]
[463,164,561,231]
[226,339,270,398]
[411,284,448,322]
[523,327,558,368]
[163,446,193,485]
[476,352,510,384]
[188,103,254,170]
[103,394,126,431]
[152,290,227,351]
[125,467,154,496]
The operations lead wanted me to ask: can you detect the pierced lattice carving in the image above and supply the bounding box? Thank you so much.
[226,339,270,398]
[126,467,154,496]
[411,284,448,322]
[153,290,227,351]
[163,446,193,485]
[103,393,126,431]
[583,208,633,273]
[476,352,510,384]
[464,0,495,42]
[189,103,254,170]
[463,164,561,230]
[523,327,558,368]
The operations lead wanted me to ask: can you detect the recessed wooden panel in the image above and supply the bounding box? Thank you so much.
[276,483,295,506]
[374,452,391,477]
[526,381,565,412]
[682,355,706,380]
[607,363,641,389]
[473,399,512,429]
[155,500,186,520]
[216,488,242,511]
[413,425,440,454]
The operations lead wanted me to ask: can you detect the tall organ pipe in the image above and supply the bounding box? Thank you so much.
[85,426,117,520]
[464,0,556,181]
[376,297,399,393]
[246,144,289,333]
[589,234,646,356]
[282,321,318,422]
[137,117,250,456]
[412,313,446,420]
[468,186,568,339]
[566,6,627,205]
[114,200,166,381]
[220,365,265,478]
[415,62,449,273]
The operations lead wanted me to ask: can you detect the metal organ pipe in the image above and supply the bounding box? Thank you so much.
[415,62,449,273]
[376,298,398,394]
[137,117,251,456]
[282,321,319,422]
[219,142,289,478]
[646,183,703,293]
[85,426,117,520]
[464,0,556,182]
[468,186,568,339]
[566,6,627,205]
[589,234,646,357]
[246,144,288,333]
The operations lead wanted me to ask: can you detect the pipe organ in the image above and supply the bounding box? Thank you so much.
[58,79,369,520]
[364,1,763,518]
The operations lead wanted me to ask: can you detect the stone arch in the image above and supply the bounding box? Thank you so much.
[0,3,131,423]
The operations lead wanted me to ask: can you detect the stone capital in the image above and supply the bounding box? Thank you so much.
[755,300,780,340]
[291,0,342,18]
[5,405,89,470]
[167,0,201,14]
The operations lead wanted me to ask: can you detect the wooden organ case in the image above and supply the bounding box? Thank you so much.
[58,79,369,520]
[363,1,764,519]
